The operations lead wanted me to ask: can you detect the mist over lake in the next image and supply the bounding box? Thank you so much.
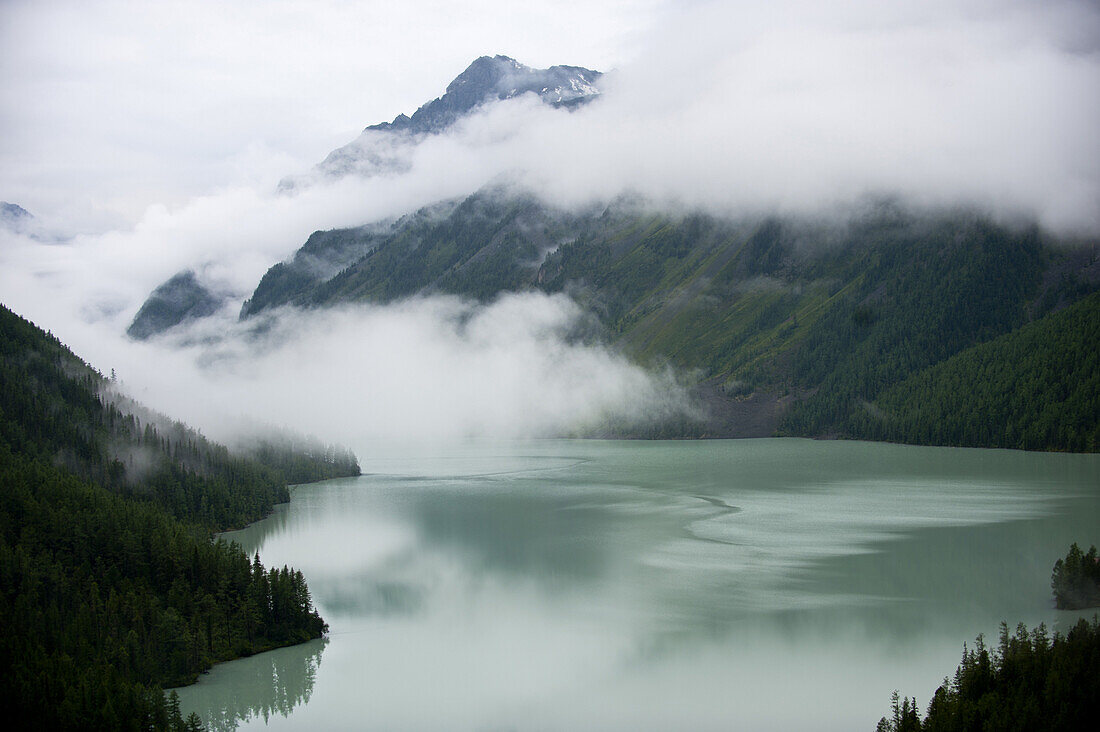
[176,438,1100,731]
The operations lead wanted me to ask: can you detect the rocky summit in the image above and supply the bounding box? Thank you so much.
[278,55,601,188]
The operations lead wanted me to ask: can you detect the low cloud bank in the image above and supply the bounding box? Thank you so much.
[74,293,696,451]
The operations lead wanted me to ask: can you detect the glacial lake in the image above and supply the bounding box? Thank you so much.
[175,438,1100,731]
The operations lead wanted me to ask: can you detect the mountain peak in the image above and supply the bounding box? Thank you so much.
[366,55,602,135]
[277,55,602,190]
[1,201,39,237]
[446,55,523,94]
[1,201,32,223]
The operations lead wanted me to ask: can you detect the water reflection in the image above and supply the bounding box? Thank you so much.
[174,637,327,732]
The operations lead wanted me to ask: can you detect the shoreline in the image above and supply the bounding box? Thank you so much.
[168,472,352,690]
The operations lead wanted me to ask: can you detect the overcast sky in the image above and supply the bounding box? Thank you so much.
[3,0,1098,233]
[1,0,1098,446]
[0,0,661,229]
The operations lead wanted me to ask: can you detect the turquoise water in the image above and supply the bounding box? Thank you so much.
[175,439,1100,730]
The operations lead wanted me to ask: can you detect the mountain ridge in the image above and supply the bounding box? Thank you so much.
[130,54,605,340]
[1,201,31,225]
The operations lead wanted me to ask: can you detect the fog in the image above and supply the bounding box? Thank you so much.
[0,0,645,231]
[5,0,1097,235]
[2,0,1098,446]
[20,290,693,449]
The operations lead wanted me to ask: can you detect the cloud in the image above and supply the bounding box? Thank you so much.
[4,0,1097,237]
[0,0,653,231]
[71,294,695,451]
[397,0,1100,234]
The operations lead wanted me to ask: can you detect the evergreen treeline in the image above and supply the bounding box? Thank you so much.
[1052,543,1100,610]
[0,303,340,729]
[876,618,1100,732]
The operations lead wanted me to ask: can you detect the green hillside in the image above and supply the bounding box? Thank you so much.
[847,292,1100,451]
[0,304,356,729]
[239,189,1100,450]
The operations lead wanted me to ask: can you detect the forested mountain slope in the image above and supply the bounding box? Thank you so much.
[0,303,357,729]
[127,270,225,341]
[239,189,1100,450]
[844,291,1100,451]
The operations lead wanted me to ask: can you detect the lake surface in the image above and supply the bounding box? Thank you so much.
[175,439,1100,731]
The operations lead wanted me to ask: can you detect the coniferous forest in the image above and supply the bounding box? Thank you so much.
[876,618,1100,732]
[875,547,1100,731]
[0,303,358,729]
[1051,543,1100,611]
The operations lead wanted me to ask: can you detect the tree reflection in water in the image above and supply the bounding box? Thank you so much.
[177,636,327,732]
